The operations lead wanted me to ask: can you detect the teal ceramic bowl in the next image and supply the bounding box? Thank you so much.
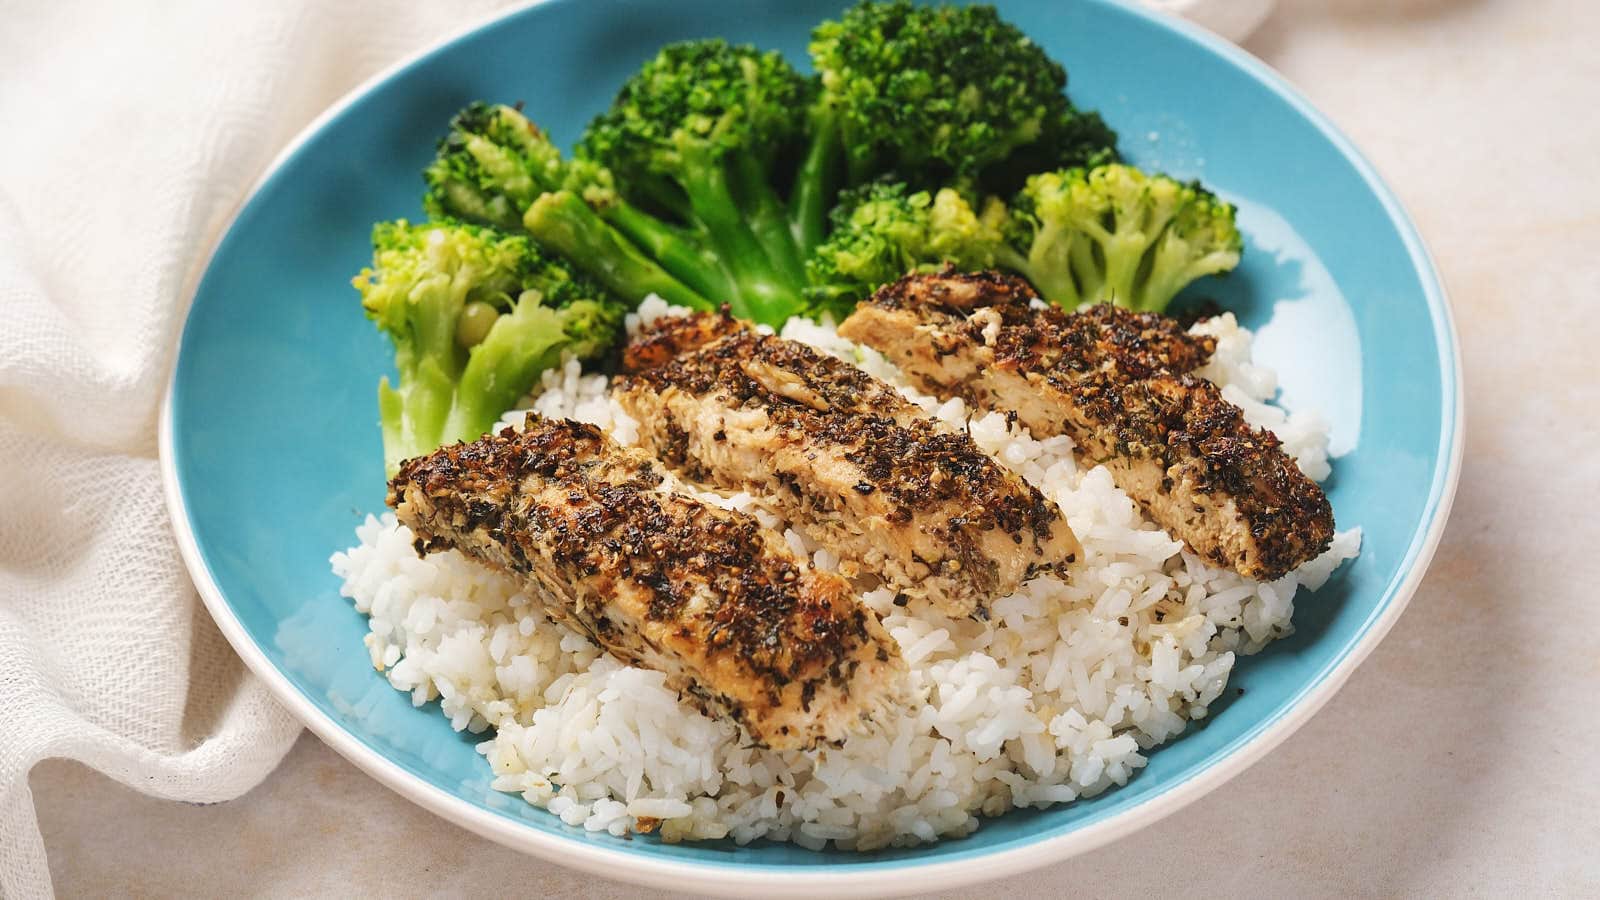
[161,0,1462,894]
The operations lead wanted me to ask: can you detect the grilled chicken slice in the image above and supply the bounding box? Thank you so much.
[839,270,1333,581]
[613,312,1079,619]
[389,416,904,750]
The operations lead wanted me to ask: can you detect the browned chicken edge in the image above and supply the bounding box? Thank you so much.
[614,313,1081,618]
[387,416,905,751]
[840,269,1334,581]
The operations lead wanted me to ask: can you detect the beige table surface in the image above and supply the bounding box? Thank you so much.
[33,0,1600,895]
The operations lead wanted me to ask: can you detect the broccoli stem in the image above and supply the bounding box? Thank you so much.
[524,191,713,311]
[375,279,470,469]
[1137,245,1241,313]
[412,275,465,366]
[444,301,574,442]
[430,180,522,231]
[378,353,457,473]
[729,153,808,291]
[1067,238,1103,304]
[377,378,406,475]
[1097,227,1154,309]
[991,244,1071,310]
[677,148,806,322]
[789,110,841,258]
[623,170,698,224]
[601,202,738,305]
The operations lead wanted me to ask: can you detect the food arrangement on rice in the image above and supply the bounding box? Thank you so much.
[332,0,1360,850]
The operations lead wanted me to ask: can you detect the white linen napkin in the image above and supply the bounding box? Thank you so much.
[0,2,518,896]
[0,2,1249,896]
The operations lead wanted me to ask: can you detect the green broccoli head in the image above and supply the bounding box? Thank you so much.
[806,164,1242,314]
[805,180,1006,312]
[810,1,1116,186]
[354,219,623,471]
[580,39,812,324]
[421,102,724,312]
[357,218,536,354]
[581,40,808,187]
[423,103,614,230]
[1011,164,1242,311]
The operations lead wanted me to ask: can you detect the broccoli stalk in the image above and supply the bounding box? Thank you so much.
[522,190,714,313]
[424,103,722,311]
[353,219,624,472]
[580,40,812,324]
[445,294,609,447]
[808,163,1243,314]
[788,98,842,258]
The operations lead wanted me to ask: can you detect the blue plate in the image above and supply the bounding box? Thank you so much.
[161,0,1461,894]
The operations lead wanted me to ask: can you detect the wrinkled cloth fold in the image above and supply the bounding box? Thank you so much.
[0,2,516,896]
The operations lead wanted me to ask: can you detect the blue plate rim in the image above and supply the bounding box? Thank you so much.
[158,1,1464,895]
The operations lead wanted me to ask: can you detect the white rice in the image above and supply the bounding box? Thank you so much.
[331,298,1361,851]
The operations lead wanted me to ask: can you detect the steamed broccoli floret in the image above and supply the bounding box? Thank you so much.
[804,1,1117,191]
[804,180,1005,313]
[809,163,1242,313]
[580,40,811,324]
[422,101,581,229]
[423,102,722,312]
[1007,165,1242,311]
[353,219,623,472]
